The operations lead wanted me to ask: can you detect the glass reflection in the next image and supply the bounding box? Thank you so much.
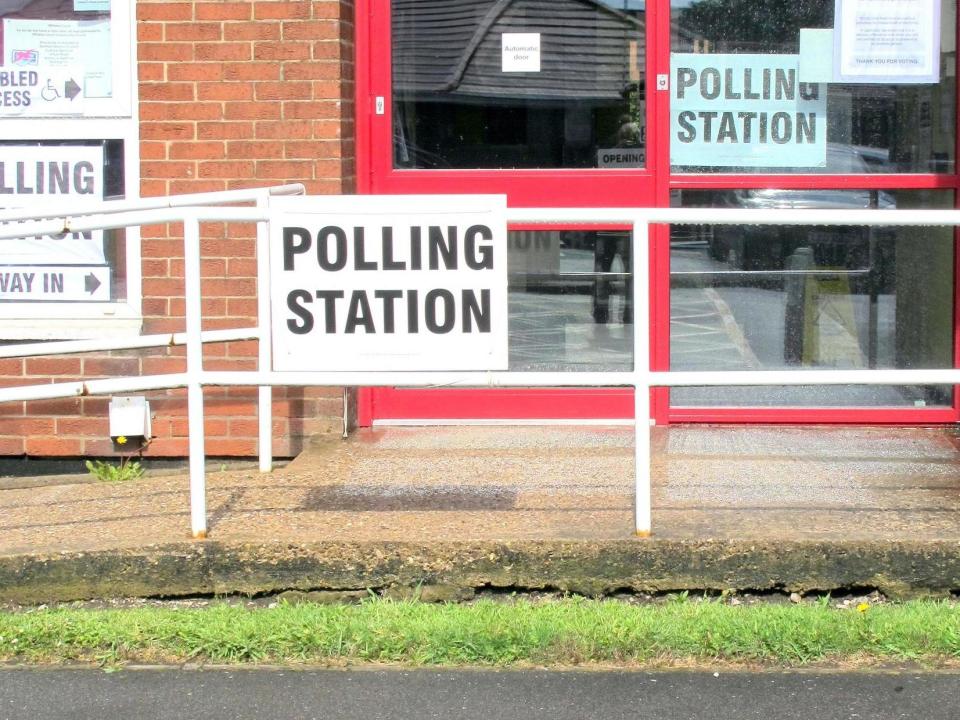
[670,189,954,406]
[392,0,645,169]
[509,230,633,370]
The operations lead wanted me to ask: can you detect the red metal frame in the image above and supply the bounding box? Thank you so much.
[354,0,960,426]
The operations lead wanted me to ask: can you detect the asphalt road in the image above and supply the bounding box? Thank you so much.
[1,668,958,720]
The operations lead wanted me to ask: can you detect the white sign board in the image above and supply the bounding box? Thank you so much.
[0,145,105,265]
[502,33,541,72]
[269,195,509,372]
[834,0,941,83]
[0,265,109,302]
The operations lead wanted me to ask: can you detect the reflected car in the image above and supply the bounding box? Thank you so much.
[704,144,895,280]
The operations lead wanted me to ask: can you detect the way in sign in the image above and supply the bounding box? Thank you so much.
[0,265,109,302]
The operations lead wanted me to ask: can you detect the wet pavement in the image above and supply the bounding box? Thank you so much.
[0,425,958,601]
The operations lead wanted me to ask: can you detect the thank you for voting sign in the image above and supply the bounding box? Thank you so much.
[671,54,827,168]
[269,195,509,372]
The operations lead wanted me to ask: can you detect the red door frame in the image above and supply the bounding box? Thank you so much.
[354,0,960,427]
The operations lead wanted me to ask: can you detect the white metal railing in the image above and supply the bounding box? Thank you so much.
[3,196,960,539]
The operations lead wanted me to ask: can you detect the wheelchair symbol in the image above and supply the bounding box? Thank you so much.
[41,79,59,101]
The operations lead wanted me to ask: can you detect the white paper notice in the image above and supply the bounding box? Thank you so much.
[834,0,941,82]
[502,33,541,72]
[3,19,112,98]
[0,146,106,265]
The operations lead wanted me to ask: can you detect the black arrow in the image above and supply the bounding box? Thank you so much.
[64,78,81,101]
[85,272,101,295]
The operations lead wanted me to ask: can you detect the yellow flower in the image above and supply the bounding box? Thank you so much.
[856,602,870,613]
[116,436,128,445]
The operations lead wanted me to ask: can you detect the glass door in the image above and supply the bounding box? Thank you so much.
[357,0,660,423]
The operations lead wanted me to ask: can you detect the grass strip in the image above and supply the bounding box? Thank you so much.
[0,598,957,667]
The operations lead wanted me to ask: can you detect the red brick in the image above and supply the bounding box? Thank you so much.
[140,142,167,161]
[142,356,186,377]
[255,159,314,178]
[138,62,166,82]
[165,22,224,42]
[198,160,256,179]
[169,179,227,195]
[137,3,193,21]
[313,158,343,177]
[227,257,258,276]
[26,436,82,456]
[57,416,107,435]
[283,61,340,81]
[224,101,282,121]
[141,83,197,102]
[141,297,170,317]
[254,41,311,61]
[224,223,258,239]
[168,63,225,82]
[223,62,281,81]
[225,140,284,159]
[140,102,223,121]
[140,181,167,197]
[0,437,24,454]
[255,81,312,101]
[282,20,338,40]
[170,141,226,160]
[201,258,228,277]
[283,100,340,120]
[207,438,258,456]
[138,42,194,62]
[310,40,342,60]
[0,418,55,435]
[24,357,82,376]
[225,22,281,41]
[195,42,252,62]
[254,120,314,139]
[142,238,185,259]
[0,358,23,375]
[141,122,196,141]
[143,437,189,456]
[141,160,197,179]
[83,357,141,377]
[310,80,342,100]
[195,2,252,20]
[254,2,311,20]
[284,140,340,158]
[197,121,255,140]
[310,1,344,19]
[199,82,252,101]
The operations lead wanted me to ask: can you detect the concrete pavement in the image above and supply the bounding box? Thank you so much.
[1,425,959,603]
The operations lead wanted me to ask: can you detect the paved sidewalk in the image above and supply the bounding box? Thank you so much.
[1,425,959,602]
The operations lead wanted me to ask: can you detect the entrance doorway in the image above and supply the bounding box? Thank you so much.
[355,0,960,425]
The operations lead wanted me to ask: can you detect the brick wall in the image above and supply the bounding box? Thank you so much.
[0,0,355,460]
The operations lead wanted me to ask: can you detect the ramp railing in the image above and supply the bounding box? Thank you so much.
[2,195,959,538]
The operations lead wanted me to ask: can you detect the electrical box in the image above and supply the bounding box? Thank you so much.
[108,396,151,450]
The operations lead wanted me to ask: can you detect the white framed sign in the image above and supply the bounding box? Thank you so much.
[834,0,941,83]
[0,145,106,265]
[269,195,509,372]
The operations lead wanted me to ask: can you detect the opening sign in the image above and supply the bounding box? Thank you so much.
[269,195,509,372]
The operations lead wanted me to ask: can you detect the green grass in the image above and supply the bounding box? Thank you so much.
[0,597,957,667]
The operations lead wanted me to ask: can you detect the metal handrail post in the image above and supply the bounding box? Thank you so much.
[183,212,208,539]
[633,217,652,537]
[256,195,273,473]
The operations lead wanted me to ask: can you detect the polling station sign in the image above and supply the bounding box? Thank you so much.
[0,144,106,266]
[269,195,509,372]
[671,54,827,168]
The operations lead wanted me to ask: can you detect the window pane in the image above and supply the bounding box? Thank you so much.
[509,230,633,370]
[393,1,645,169]
[670,189,954,406]
[670,0,956,173]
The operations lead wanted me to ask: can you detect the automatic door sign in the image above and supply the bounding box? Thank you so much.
[670,53,827,168]
[269,195,509,372]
